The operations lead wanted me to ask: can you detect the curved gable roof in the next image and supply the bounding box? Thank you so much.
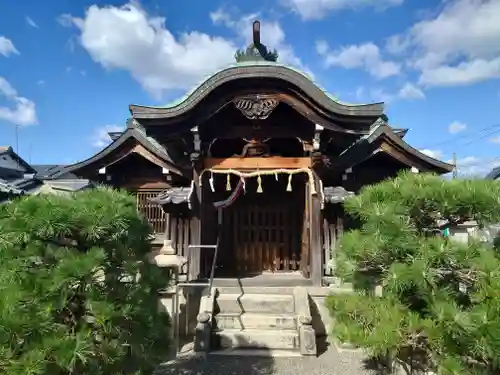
[50,124,186,179]
[335,120,454,174]
[130,62,384,121]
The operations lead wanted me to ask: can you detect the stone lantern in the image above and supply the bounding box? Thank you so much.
[147,238,187,342]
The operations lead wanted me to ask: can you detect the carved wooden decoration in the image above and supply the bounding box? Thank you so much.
[233,97,279,120]
[239,137,271,157]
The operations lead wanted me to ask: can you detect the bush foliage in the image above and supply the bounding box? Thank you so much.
[0,188,170,375]
[328,172,500,375]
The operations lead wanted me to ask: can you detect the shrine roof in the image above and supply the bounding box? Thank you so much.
[130,61,384,120]
[148,186,192,207]
[48,120,187,179]
[323,186,355,204]
[334,119,454,174]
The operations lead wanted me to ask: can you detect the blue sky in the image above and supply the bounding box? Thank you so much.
[0,0,499,175]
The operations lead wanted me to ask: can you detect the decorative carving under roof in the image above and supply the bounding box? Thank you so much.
[233,97,279,120]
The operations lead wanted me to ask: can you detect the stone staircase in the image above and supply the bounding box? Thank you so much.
[195,285,317,356]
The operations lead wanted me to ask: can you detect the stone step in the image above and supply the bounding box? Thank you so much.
[215,286,297,295]
[213,329,300,350]
[214,312,297,330]
[216,294,295,314]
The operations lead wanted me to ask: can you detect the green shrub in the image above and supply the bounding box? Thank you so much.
[329,172,500,375]
[0,188,170,375]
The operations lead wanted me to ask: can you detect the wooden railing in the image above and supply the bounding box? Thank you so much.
[133,190,193,268]
[134,190,166,233]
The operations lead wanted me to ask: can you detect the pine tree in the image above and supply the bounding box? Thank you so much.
[329,172,500,375]
[0,188,170,375]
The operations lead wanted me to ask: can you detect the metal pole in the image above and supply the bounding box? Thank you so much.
[452,152,458,179]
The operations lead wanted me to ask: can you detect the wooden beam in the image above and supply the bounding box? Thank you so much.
[204,157,311,170]
[213,126,312,140]
[121,181,171,189]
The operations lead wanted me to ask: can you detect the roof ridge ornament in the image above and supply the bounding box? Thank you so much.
[234,20,279,62]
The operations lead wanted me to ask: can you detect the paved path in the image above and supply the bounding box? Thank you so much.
[156,345,387,375]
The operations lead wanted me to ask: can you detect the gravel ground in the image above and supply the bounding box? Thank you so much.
[155,344,389,375]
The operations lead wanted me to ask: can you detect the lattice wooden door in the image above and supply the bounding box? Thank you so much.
[222,197,302,275]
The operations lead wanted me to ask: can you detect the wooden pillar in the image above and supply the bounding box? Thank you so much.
[188,127,203,281]
[188,167,202,281]
[333,205,344,278]
[309,193,323,286]
[189,215,201,280]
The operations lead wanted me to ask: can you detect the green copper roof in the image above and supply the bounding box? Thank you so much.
[156,61,358,109]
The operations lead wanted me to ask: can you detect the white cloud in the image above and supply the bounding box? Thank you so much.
[25,16,38,28]
[354,86,396,103]
[420,149,444,160]
[398,82,425,99]
[59,3,237,98]
[316,41,400,79]
[0,77,37,126]
[393,0,500,87]
[453,156,496,177]
[210,9,309,74]
[0,36,19,57]
[57,14,77,28]
[419,58,500,87]
[281,0,404,21]
[448,121,467,134]
[385,34,410,55]
[91,124,124,148]
[354,82,424,104]
[490,135,500,144]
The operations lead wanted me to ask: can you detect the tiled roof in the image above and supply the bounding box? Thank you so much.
[0,179,24,195]
[32,164,78,180]
[323,186,354,204]
[485,167,500,180]
[148,187,193,206]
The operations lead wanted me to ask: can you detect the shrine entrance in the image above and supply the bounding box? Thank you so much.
[215,173,310,278]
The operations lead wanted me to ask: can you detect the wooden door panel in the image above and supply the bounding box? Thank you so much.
[222,198,302,275]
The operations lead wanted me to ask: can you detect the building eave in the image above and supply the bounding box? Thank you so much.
[333,123,453,174]
[129,64,384,122]
[50,127,188,179]
[0,146,37,174]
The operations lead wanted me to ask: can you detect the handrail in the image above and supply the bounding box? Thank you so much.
[207,235,220,297]
[174,209,222,354]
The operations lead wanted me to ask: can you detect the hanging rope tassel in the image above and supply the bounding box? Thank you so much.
[274,172,279,181]
[241,177,246,192]
[226,173,231,191]
[286,174,292,192]
[257,175,263,193]
[209,172,215,192]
